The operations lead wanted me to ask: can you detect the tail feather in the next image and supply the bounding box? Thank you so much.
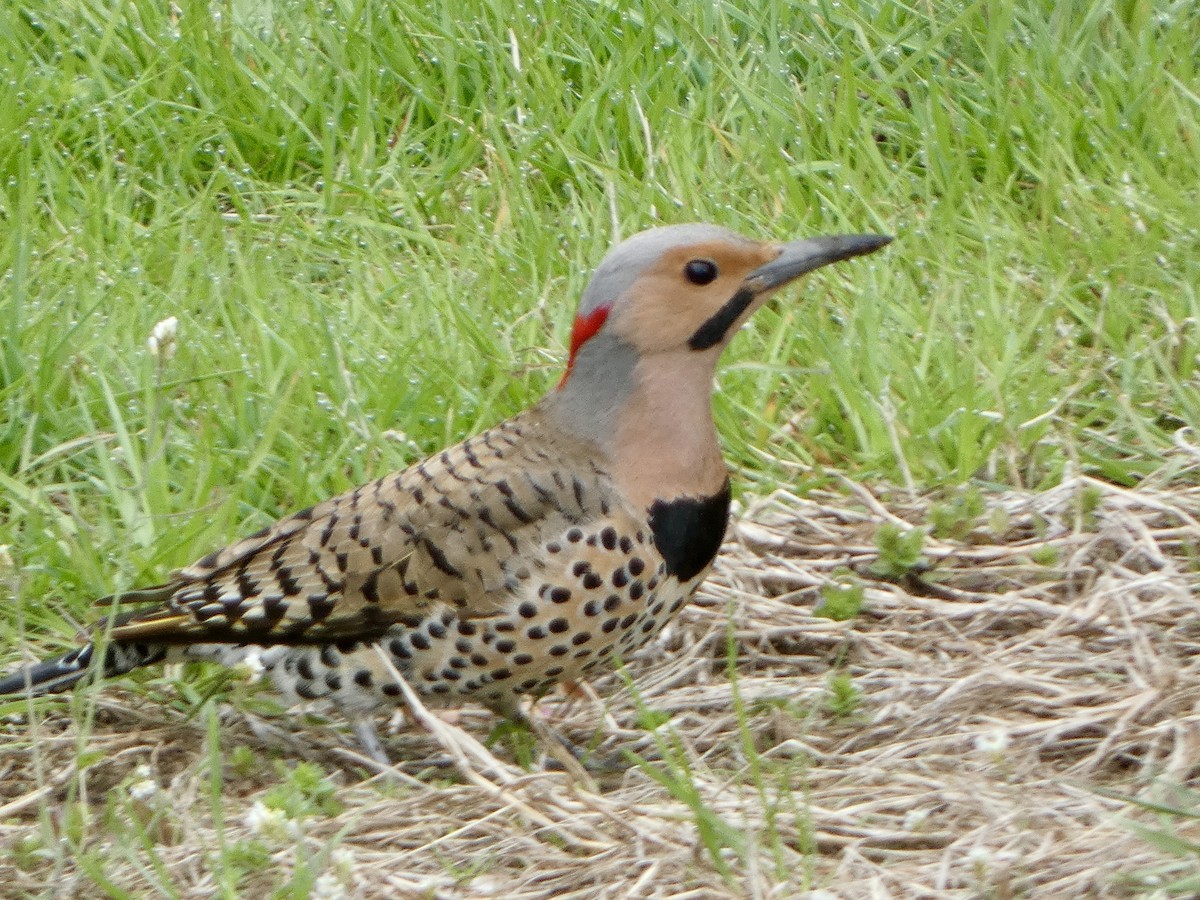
[0,641,168,697]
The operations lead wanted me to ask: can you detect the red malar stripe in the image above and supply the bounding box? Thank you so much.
[557,305,611,389]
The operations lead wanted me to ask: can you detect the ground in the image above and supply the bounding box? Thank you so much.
[4,466,1199,898]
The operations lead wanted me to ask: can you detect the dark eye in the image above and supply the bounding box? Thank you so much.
[684,259,719,285]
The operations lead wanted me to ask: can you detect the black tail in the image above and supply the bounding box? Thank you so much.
[0,641,168,697]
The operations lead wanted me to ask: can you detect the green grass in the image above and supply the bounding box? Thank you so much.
[3,0,1197,594]
[1,0,1198,893]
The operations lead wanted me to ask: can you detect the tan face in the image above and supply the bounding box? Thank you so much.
[609,239,782,355]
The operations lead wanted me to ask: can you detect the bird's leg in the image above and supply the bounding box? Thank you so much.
[487,695,597,791]
[349,715,391,768]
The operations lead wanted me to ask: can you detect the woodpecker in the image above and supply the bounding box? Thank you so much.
[1,223,890,759]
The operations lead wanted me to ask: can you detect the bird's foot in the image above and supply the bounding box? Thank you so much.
[488,707,599,791]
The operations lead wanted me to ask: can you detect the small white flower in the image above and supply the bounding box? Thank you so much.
[902,808,930,831]
[146,316,179,361]
[968,845,994,866]
[129,778,159,801]
[311,872,346,900]
[128,763,159,801]
[467,876,505,896]
[236,648,265,684]
[974,727,1010,756]
[244,800,297,842]
[330,847,356,880]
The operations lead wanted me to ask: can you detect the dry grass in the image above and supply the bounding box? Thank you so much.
[4,463,1200,898]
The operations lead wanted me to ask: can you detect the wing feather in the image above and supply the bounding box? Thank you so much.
[103,411,616,646]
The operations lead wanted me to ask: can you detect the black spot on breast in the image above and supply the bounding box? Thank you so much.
[647,479,731,582]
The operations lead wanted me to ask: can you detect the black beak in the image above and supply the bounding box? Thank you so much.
[744,234,893,293]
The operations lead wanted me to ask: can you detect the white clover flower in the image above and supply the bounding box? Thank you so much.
[244,800,297,842]
[129,778,159,801]
[311,872,346,900]
[330,847,356,881]
[126,763,159,801]
[974,727,1010,756]
[236,647,265,684]
[146,316,179,361]
[968,845,994,867]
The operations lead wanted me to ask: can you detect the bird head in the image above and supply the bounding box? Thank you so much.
[557,223,892,390]
[542,223,891,502]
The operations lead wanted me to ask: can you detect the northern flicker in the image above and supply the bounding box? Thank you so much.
[0,223,890,760]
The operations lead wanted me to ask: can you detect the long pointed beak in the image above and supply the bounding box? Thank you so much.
[744,234,893,293]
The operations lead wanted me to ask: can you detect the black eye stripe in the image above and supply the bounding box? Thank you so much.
[684,259,718,285]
